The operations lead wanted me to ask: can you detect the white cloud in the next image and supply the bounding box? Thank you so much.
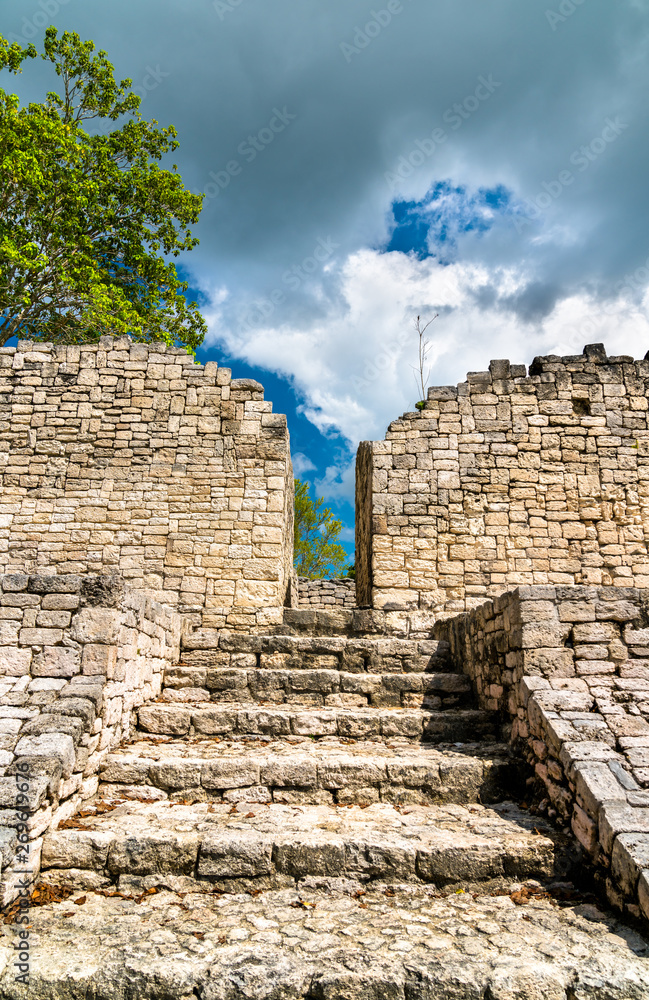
[208,247,649,456]
[291,452,316,476]
[7,0,649,487]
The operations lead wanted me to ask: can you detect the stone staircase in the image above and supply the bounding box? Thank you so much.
[9,611,649,997]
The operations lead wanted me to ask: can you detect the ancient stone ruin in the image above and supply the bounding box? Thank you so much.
[0,337,648,997]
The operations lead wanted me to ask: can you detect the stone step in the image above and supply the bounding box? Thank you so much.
[279,606,439,638]
[180,631,453,675]
[98,736,517,806]
[137,703,499,742]
[12,880,649,1000]
[41,800,558,892]
[162,666,471,709]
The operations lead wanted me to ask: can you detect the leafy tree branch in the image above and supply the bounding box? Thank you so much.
[0,27,206,352]
[294,478,348,579]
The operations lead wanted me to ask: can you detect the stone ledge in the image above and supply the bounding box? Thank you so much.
[0,575,182,904]
[434,585,649,924]
[4,881,648,998]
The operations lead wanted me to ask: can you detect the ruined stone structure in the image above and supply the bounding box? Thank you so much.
[0,336,294,630]
[356,344,649,613]
[1,341,649,998]
[297,575,356,608]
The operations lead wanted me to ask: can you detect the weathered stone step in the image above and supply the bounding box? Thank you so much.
[41,800,557,892]
[10,880,648,1000]
[279,606,439,638]
[162,666,471,709]
[180,631,453,675]
[137,702,498,742]
[98,736,517,806]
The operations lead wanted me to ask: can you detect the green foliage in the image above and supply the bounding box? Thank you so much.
[293,478,348,579]
[0,28,206,351]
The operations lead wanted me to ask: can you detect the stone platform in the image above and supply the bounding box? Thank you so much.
[2,880,648,999]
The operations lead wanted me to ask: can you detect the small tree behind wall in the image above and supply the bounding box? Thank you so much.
[294,478,347,578]
[412,314,438,409]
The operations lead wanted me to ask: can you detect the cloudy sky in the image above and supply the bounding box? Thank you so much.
[4,0,649,554]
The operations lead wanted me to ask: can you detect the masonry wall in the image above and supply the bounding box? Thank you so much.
[0,337,293,631]
[0,572,182,903]
[434,586,649,922]
[356,344,649,613]
[297,577,356,609]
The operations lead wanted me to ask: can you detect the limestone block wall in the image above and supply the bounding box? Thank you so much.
[356,344,649,613]
[0,336,293,630]
[0,573,182,903]
[298,577,356,608]
[435,586,649,922]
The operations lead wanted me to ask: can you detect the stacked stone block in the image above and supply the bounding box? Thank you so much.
[0,336,293,630]
[0,573,182,903]
[435,585,649,922]
[3,337,649,989]
[297,577,356,608]
[357,344,649,612]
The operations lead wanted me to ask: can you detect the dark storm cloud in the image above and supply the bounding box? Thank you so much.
[3,0,648,381]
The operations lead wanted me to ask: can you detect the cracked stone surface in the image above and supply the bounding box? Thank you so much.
[2,881,648,999]
[41,800,561,891]
[98,736,517,804]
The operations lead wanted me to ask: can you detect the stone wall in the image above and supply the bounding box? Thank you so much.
[298,577,356,608]
[0,573,182,903]
[355,442,373,607]
[356,344,649,613]
[435,586,649,922]
[0,336,293,631]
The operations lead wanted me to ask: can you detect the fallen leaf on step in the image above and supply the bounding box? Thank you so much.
[59,819,92,831]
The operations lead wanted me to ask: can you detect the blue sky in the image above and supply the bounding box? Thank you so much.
[4,0,649,562]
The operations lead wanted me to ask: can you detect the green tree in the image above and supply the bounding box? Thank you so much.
[0,29,206,351]
[293,478,348,578]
